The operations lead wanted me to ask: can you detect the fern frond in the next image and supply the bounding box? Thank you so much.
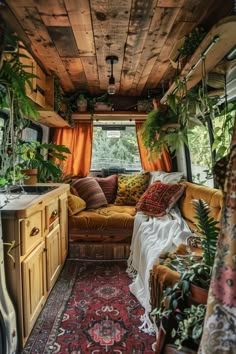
[192,199,220,266]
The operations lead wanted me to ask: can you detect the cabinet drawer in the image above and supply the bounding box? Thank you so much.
[45,199,59,231]
[21,211,43,256]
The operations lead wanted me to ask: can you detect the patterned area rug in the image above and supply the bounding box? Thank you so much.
[22,260,155,354]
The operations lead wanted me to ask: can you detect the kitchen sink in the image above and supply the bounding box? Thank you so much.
[1,185,59,195]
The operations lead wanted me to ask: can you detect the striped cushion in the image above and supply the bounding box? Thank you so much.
[95,174,118,203]
[72,177,108,209]
[136,181,185,216]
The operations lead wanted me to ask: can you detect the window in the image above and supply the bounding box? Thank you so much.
[187,124,213,187]
[91,121,141,171]
[21,122,42,143]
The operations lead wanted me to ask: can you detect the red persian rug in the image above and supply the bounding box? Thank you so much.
[22,260,155,354]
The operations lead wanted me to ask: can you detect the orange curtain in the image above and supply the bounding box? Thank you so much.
[53,121,93,177]
[135,121,172,172]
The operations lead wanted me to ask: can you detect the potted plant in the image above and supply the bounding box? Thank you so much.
[139,103,186,158]
[17,140,71,184]
[77,94,88,112]
[171,304,206,351]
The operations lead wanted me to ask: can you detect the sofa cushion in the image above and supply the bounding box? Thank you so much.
[72,177,108,209]
[95,174,118,203]
[114,172,150,206]
[136,181,185,216]
[69,205,136,240]
[68,194,86,216]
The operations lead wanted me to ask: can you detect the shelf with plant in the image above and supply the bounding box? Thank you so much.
[162,16,236,104]
[64,91,113,120]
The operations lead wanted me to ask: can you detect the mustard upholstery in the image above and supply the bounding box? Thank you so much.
[69,180,223,260]
[179,181,223,229]
[69,204,136,244]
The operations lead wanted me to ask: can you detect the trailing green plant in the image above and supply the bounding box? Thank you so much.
[171,304,206,350]
[139,104,188,158]
[177,26,206,60]
[212,102,236,161]
[17,140,71,182]
[0,32,39,187]
[192,198,220,267]
[181,263,212,289]
[54,75,63,113]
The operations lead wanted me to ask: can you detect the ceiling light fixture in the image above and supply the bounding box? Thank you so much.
[106,55,118,95]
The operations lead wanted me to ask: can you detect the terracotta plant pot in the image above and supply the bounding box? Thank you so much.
[22,169,38,185]
[188,283,208,305]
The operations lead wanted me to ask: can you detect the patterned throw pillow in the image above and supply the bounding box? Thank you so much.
[72,177,108,209]
[114,172,150,206]
[68,194,86,216]
[136,181,185,216]
[95,174,118,203]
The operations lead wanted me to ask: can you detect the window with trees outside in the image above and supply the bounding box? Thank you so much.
[91,121,141,171]
[187,104,235,188]
[187,124,214,187]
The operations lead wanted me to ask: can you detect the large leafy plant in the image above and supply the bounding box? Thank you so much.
[17,140,71,183]
[0,32,39,187]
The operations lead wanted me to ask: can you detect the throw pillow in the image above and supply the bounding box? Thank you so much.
[68,194,86,216]
[72,177,108,209]
[136,181,185,216]
[70,185,79,196]
[95,174,118,203]
[148,171,185,185]
[114,172,150,206]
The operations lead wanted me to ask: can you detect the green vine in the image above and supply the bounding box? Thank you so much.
[0,32,39,186]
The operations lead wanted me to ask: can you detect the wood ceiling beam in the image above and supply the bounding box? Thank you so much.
[119,0,157,96]
[6,0,74,92]
[90,0,132,93]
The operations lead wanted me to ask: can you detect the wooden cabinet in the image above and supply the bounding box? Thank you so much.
[46,224,61,290]
[1,184,69,348]
[22,242,47,337]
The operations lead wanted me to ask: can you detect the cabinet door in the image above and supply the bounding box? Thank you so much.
[45,199,59,233]
[22,242,46,338]
[59,193,68,263]
[20,210,43,256]
[46,224,61,291]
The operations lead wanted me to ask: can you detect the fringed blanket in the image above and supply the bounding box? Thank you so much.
[127,207,192,334]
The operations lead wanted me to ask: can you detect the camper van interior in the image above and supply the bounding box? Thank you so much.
[0,0,236,353]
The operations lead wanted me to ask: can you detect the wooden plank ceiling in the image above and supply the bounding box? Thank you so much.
[4,0,234,97]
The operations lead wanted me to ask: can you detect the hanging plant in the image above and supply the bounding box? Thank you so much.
[139,103,188,158]
[178,27,206,61]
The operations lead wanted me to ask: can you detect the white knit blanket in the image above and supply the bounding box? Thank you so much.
[127,207,192,334]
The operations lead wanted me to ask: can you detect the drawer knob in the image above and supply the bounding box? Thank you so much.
[51,209,58,217]
[30,227,40,236]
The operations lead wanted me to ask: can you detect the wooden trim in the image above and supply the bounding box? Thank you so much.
[72,111,147,121]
